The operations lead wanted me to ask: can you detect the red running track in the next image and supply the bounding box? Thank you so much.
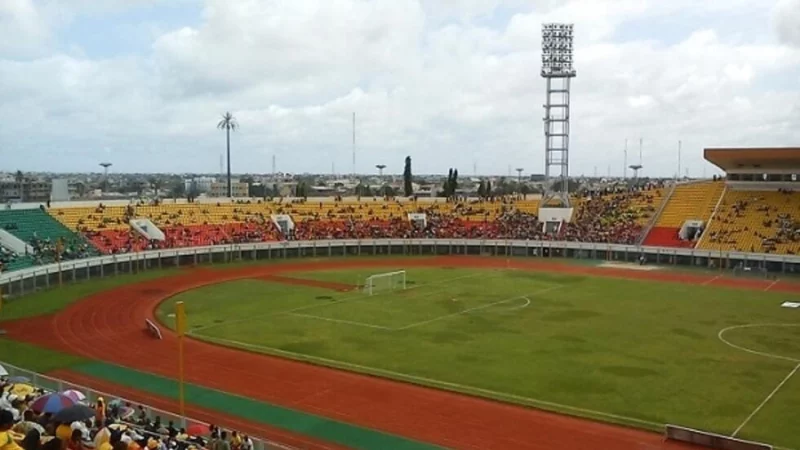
[8,256,795,450]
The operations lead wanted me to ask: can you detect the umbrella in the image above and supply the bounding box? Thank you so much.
[186,423,209,436]
[0,364,8,376]
[62,390,86,402]
[31,393,77,413]
[5,384,35,397]
[8,376,29,383]
[53,404,95,423]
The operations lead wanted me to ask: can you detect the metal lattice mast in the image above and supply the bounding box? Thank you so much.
[541,23,576,208]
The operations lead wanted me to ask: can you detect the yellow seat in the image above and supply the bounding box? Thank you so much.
[698,190,800,255]
[655,181,725,228]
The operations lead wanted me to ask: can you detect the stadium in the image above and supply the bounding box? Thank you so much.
[2,10,800,450]
[1,144,799,450]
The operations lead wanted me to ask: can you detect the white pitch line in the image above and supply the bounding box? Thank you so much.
[193,334,664,429]
[717,323,800,363]
[702,275,721,286]
[492,296,531,312]
[288,313,395,330]
[190,271,492,333]
[731,362,800,437]
[397,286,562,330]
[763,279,779,292]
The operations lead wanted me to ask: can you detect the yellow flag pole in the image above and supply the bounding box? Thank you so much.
[175,301,187,418]
[57,239,64,287]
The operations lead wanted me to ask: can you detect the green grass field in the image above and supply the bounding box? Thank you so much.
[154,265,800,449]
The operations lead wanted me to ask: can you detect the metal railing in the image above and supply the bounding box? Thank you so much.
[0,361,296,450]
[2,239,799,298]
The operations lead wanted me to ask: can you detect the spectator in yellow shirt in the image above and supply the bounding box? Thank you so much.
[0,410,23,450]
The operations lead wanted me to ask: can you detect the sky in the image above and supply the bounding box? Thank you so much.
[1,0,799,177]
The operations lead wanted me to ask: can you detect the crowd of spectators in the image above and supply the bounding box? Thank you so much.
[706,190,800,254]
[0,244,18,273]
[291,202,648,244]
[28,236,95,265]
[87,221,283,255]
[1,376,255,450]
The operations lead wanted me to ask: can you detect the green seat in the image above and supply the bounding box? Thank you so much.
[0,208,99,271]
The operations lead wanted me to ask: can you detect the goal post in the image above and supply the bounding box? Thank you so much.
[364,270,407,296]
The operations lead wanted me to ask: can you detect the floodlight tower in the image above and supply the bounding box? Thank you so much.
[541,23,576,208]
[99,162,112,193]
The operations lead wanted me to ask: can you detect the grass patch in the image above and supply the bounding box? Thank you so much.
[1,270,179,322]
[158,266,800,448]
[0,339,89,373]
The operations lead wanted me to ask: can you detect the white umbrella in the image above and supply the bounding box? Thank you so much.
[0,365,8,376]
[62,389,86,402]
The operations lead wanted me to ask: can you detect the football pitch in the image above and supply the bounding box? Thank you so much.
[155,265,800,448]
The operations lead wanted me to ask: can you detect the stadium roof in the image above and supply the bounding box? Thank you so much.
[704,147,800,171]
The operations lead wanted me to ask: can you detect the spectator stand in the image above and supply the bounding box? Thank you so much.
[700,148,800,255]
[1,361,296,450]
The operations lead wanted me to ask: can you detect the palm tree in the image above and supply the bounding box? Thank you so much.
[217,112,239,197]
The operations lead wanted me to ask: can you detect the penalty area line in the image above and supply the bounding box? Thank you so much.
[731,362,800,437]
[288,313,395,330]
[396,285,562,330]
[193,333,664,429]
[763,279,779,292]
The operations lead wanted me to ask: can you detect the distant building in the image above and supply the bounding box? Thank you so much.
[0,180,52,203]
[50,179,71,202]
[209,181,249,197]
[184,177,216,193]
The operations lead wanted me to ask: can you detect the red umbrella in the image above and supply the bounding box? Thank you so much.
[186,423,209,436]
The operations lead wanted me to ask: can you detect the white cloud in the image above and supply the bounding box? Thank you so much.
[0,0,51,57]
[773,0,800,47]
[0,0,799,177]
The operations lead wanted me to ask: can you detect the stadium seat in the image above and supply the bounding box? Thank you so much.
[642,181,724,248]
[697,189,800,255]
[0,208,98,266]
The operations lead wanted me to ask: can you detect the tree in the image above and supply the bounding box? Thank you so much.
[403,156,413,196]
[381,184,396,197]
[217,111,239,198]
[14,170,24,184]
[272,183,279,197]
[170,181,186,198]
[486,180,492,198]
[477,180,485,198]
[355,183,372,197]
[443,168,455,197]
[187,181,199,200]
[149,177,162,197]
[249,183,265,198]
[452,169,459,197]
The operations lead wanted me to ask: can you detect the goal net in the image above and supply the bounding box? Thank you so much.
[364,270,406,296]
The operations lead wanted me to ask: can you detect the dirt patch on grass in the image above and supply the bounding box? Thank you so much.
[257,274,355,292]
[598,262,662,271]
